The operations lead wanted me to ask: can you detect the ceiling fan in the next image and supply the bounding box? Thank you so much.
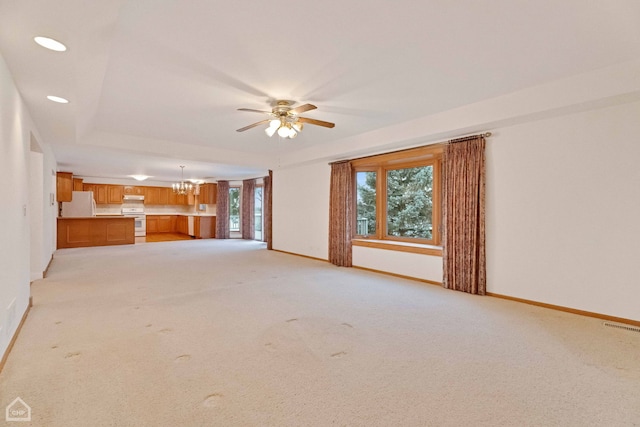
[236,100,335,139]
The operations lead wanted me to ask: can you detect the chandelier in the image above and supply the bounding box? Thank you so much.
[265,117,303,139]
[172,165,193,195]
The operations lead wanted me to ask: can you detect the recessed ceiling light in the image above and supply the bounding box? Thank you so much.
[131,175,150,181]
[34,36,67,52]
[46,95,69,104]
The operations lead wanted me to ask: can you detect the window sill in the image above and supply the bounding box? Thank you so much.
[352,239,443,256]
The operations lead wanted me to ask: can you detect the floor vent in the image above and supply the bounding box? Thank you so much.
[603,322,640,333]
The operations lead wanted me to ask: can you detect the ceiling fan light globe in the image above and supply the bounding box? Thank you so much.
[277,126,289,137]
[265,126,277,137]
[269,119,280,129]
[292,122,303,132]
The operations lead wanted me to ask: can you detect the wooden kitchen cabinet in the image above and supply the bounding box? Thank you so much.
[144,187,159,205]
[144,187,171,205]
[124,186,144,195]
[176,215,188,234]
[57,217,134,249]
[168,190,178,205]
[94,185,108,204]
[73,178,84,191]
[180,193,195,205]
[158,187,170,205]
[199,183,217,204]
[83,184,108,204]
[56,172,73,202]
[107,185,124,204]
[146,215,177,233]
[146,216,158,233]
[194,216,216,239]
[157,215,173,232]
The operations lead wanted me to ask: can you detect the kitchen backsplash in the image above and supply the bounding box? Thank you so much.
[144,205,194,214]
[94,203,215,215]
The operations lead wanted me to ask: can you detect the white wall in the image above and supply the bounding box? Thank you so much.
[352,247,442,283]
[273,161,330,259]
[272,100,640,322]
[29,151,44,281]
[486,100,640,320]
[0,53,56,358]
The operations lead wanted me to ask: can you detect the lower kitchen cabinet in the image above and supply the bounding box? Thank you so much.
[146,217,158,233]
[157,215,173,232]
[146,215,175,233]
[145,214,215,238]
[176,215,188,234]
[194,216,216,238]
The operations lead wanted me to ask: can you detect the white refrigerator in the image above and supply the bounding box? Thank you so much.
[61,191,97,217]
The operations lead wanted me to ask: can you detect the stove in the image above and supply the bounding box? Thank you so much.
[122,207,146,237]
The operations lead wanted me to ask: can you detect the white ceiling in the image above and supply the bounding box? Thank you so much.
[1,1,639,183]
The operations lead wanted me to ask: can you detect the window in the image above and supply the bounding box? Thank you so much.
[356,171,376,235]
[352,144,442,246]
[229,187,240,232]
[386,165,433,239]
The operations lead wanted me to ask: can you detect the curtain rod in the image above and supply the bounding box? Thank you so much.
[328,132,492,165]
[448,132,492,143]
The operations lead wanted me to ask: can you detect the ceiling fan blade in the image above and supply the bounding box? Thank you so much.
[236,119,270,132]
[297,117,335,128]
[289,103,317,115]
[238,108,273,114]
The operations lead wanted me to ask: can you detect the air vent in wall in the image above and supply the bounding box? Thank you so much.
[603,322,640,333]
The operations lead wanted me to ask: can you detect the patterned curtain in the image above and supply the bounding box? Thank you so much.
[241,179,256,240]
[329,161,353,266]
[216,180,230,239]
[442,136,486,295]
[263,171,272,249]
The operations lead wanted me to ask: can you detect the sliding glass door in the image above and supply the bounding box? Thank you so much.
[229,187,240,232]
[254,186,263,240]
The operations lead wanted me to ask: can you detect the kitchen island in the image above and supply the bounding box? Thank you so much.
[57,216,135,249]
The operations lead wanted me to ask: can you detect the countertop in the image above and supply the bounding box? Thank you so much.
[59,215,131,219]
[145,213,216,217]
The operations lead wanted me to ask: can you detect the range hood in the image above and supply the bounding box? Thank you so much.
[123,194,144,201]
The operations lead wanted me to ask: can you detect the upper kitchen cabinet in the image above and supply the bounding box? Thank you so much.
[176,192,195,206]
[168,189,178,205]
[144,187,159,205]
[83,184,108,204]
[145,186,187,205]
[56,172,73,202]
[145,186,170,205]
[95,185,108,204]
[107,185,124,204]
[199,183,217,204]
[144,187,169,205]
[73,178,84,191]
[158,187,170,205]
[124,186,144,195]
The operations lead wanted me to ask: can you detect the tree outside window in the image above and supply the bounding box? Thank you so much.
[356,171,376,235]
[229,187,240,231]
[352,144,442,245]
[386,166,433,239]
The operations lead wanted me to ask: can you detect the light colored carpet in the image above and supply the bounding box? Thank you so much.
[1,240,639,426]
